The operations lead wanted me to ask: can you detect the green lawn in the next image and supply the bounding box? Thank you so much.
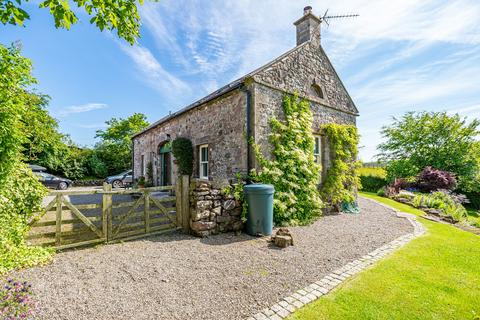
[289,192,480,320]
[467,208,480,227]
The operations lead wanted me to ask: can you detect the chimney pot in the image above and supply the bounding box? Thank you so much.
[304,6,312,15]
[294,6,321,46]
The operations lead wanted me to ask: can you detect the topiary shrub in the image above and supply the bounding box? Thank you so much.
[171,138,193,176]
[416,166,457,192]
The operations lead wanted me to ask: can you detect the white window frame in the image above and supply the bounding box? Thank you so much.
[313,135,321,165]
[199,144,209,180]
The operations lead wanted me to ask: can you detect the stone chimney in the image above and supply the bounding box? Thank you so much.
[294,6,322,46]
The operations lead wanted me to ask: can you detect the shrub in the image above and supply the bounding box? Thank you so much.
[416,167,457,192]
[146,161,154,187]
[412,190,467,222]
[171,138,193,176]
[378,111,480,192]
[461,191,480,210]
[251,93,323,225]
[392,178,411,192]
[0,165,53,274]
[360,175,387,192]
[137,176,145,186]
[0,279,38,318]
[85,152,108,178]
[377,187,386,197]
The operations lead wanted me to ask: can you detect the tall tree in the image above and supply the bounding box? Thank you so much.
[95,113,149,175]
[0,43,51,274]
[0,0,145,44]
[21,91,69,171]
[378,111,480,191]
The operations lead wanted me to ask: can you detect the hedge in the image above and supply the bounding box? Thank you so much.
[359,175,388,192]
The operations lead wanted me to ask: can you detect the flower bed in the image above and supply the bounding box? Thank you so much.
[0,279,37,319]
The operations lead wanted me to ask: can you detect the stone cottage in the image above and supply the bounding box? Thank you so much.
[132,7,359,235]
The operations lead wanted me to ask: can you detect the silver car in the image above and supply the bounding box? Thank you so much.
[104,170,133,188]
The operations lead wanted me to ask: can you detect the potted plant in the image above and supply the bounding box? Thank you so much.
[137,176,146,188]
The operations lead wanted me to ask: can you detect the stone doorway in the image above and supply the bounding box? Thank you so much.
[158,142,172,186]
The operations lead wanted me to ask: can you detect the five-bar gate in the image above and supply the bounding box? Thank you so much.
[27,184,187,250]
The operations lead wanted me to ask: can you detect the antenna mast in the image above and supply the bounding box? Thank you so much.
[320,9,359,26]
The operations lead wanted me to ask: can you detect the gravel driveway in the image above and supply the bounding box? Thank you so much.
[13,197,412,320]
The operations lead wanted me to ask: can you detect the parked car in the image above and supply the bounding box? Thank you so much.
[34,172,72,190]
[104,170,133,188]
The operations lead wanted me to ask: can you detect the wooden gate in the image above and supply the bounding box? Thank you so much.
[27,184,187,250]
[108,187,177,242]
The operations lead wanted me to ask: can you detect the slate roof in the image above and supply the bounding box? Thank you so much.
[133,41,358,138]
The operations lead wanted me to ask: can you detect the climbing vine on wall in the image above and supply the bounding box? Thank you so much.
[251,93,323,225]
[320,123,361,211]
[171,138,193,176]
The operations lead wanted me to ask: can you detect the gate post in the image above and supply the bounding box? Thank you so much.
[102,183,112,242]
[176,175,190,233]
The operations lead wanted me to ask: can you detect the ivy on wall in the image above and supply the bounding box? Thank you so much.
[171,138,193,176]
[320,123,361,211]
[251,93,324,225]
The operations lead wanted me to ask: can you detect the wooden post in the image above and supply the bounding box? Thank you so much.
[55,194,62,246]
[175,175,190,233]
[176,180,183,228]
[144,190,150,234]
[103,183,112,242]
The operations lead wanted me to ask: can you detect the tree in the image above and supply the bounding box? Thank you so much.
[0,43,51,274]
[21,91,70,171]
[95,113,149,175]
[0,0,144,44]
[378,111,480,191]
[0,43,34,181]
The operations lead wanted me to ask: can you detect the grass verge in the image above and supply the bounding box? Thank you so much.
[289,192,480,320]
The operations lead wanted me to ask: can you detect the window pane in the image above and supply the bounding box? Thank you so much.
[202,146,208,161]
[202,163,208,178]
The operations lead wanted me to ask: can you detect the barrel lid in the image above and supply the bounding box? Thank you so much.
[244,184,275,194]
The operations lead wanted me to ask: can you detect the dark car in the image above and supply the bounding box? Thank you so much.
[34,172,72,190]
[104,170,133,188]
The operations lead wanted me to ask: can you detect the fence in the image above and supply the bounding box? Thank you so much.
[27,179,190,250]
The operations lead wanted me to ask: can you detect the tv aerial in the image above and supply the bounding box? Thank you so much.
[320,9,359,27]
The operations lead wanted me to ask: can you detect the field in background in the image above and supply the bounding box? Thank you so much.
[358,166,386,178]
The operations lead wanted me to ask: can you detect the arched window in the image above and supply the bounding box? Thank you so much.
[312,83,324,99]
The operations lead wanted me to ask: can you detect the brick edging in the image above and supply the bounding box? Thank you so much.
[247,196,426,320]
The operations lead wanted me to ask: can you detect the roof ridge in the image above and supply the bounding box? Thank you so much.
[132,42,310,138]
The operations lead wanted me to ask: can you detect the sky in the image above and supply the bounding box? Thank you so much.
[1,0,479,161]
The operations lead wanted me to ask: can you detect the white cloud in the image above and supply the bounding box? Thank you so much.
[57,103,108,117]
[119,43,190,95]
[131,0,480,160]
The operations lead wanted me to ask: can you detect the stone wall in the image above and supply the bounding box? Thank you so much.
[132,89,248,186]
[190,179,243,237]
[252,41,358,116]
[252,82,356,176]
